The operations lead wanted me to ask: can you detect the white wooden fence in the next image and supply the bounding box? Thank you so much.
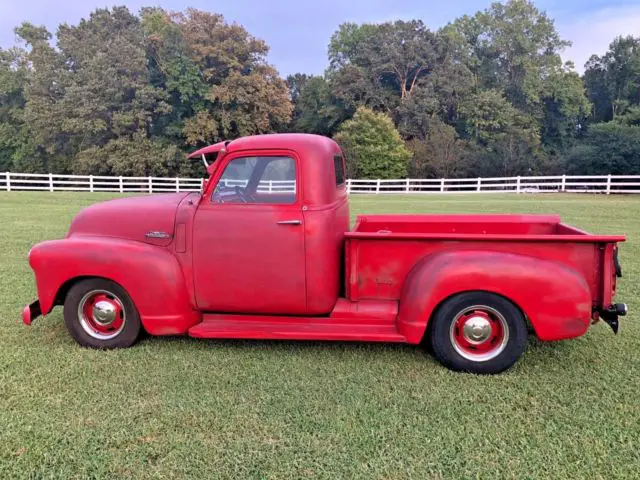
[1,172,640,194]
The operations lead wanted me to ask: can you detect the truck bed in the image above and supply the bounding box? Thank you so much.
[345,214,625,306]
[348,214,621,239]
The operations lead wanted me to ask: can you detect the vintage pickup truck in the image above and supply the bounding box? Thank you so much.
[23,134,628,373]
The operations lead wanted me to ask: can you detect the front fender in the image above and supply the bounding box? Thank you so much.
[28,236,200,335]
[397,250,592,343]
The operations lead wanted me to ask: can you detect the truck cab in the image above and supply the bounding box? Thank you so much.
[189,134,349,316]
[23,134,628,374]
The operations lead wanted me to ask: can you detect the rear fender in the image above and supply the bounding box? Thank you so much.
[397,250,592,343]
[29,236,200,335]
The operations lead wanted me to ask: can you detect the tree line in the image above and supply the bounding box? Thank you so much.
[0,0,639,179]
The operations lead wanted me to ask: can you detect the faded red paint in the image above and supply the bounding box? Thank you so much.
[23,134,626,347]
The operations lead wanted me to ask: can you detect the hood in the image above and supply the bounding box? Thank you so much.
[68,193,192,246]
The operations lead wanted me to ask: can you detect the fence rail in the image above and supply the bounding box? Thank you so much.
[1,172,640,194]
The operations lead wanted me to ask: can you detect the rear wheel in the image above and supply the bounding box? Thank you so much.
[64,278,141,348]
[428,292,527,374]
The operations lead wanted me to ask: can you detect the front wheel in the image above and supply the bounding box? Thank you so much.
[64,278,141,349]
[428,292,527,374]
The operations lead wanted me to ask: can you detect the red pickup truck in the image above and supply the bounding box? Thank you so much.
[23,134,628,374]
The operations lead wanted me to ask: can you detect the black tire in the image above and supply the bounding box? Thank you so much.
[428,292,527,374]
[63,278,141,349]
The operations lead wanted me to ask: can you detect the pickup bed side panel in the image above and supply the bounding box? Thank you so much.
[29,237,200,335]
[397,250,592,343]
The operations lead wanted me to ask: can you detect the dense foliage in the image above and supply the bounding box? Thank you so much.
[335,107,411,179]
[1,0,639,178]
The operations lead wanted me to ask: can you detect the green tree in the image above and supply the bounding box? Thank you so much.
[0,48,28,171]
[141,7,208,145]
[8,7,293,175]
[584,55,611,123]
[16,8,175,175]
[540,69,591,153]
[566,123,640,175]
[287,75,346,135]
[13,23,71,173]
[286,73,310,106]
[447,0,570,112]
[458,89,542,175]
[328,20,472,134]
[174,9,292,145]
[335,107,411,179]
[584,36,640,122]
[447,0,587,168]
[407,120,469,178]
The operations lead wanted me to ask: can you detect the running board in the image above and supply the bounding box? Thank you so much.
[188,314,406,343]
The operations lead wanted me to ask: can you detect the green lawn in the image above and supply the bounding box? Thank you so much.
[1,192,639,479]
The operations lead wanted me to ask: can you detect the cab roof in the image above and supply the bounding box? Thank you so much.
[187,133,338,159]
[189,133,346,207]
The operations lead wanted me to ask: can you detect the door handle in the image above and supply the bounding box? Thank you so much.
[276,220,302,225]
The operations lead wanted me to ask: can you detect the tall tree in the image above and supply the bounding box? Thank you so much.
[57,7,174,175]
[447,0,570,112]
[447,0,588,164]
[335,107,411,179]
[0,48,27,171]
[141,7,208,145]
[584,36,640,122]
[287,75,346,135]
[13,23,71,173]
[328,20,472,134]
[458,89,542,176]
[173,9,292,145]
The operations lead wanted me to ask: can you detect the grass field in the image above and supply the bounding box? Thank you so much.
[1,192,639,479]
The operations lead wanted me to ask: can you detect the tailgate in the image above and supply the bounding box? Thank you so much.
[599,242,623,309]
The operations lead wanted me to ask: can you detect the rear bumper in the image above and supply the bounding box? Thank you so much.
[22,300,42,326]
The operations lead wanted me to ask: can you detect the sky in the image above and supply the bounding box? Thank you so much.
[1,0,639,75]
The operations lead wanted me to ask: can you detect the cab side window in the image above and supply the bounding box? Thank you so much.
[212,156,297,204]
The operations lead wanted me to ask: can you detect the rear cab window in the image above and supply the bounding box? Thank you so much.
[334,155,345,187]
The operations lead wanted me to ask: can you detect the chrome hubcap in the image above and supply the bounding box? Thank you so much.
[92,300,117,325]
[462,316,492,344]
[77,289,126,340]
[449,305,509,362]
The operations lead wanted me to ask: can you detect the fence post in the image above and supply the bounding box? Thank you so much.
[440,178,444,192]
[89,175,94,193]
[405,178,410,193]
[516,176,521,193]
[119,176,123,193]
[476,177,481,192]
[346,179,351,194]
[268,180,273,194]
[49,173,54,192]
[175,177,179,192]
[148,176,152,193]
[201,178,204,190]
[561,174,566,192]
[606,174,612,195]
[6,172,10,192]
[376,179,381,194]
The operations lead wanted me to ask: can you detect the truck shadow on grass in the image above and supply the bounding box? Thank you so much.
[135,332,587,372]
[35,316,597,373]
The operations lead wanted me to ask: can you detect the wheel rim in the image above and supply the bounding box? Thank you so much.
[78,289,126,340]
[449,305,509,362]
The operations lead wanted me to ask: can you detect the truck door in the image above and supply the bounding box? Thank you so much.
[192,152,307,314]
